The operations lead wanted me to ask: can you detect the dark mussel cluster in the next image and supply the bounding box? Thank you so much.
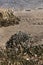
[0,31,43,65]
[6,31,43,56]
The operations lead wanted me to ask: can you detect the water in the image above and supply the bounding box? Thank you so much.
[0,0,43,10]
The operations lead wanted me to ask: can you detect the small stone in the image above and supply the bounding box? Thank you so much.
[35,54,37,57]
[26,58,29,60]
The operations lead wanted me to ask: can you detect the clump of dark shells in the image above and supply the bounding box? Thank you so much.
[0,31,43,65]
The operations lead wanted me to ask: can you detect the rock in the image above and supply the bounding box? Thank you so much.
[0,10,20,27]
